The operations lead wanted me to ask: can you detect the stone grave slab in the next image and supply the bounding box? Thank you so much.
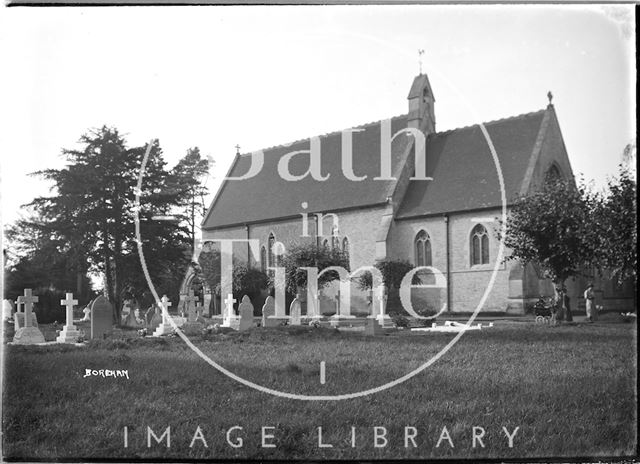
[91,296,113,340]
[238,296,254,331]
[289,297,302,326]
[261,296,279,327]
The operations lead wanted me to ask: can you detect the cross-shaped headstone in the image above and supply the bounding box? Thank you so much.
[224,294,236,319]
[20,289,38,328]
[60,293,78,329]
[159,295,172,324]
[185,290,198,306]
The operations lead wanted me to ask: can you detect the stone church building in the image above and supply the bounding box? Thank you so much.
[200,73,621,315]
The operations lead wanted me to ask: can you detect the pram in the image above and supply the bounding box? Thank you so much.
[533,296,556,323]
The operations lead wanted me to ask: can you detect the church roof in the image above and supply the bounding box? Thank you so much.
[202,107,548,230]
[396,109,547,218]
[202,115,411,229]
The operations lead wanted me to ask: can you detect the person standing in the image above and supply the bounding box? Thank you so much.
[584,283,596,322]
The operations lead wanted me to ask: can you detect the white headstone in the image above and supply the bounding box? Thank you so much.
[222,294,238,328]
[2,299,13,320]
[56,292,81,344]
[153,295,174,336]
[13,289,45,345]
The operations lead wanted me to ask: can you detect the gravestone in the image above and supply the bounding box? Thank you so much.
[13,289,45,344]
[148,306,163,332]
[3,300,13,320]
[203,291,212,317]
[238,295,254,331]
[364,317,384,336]
[222,294,240,330]
[90,296,113,340]
[289,296,302,326]
[153,296,174,337]
[134,308,145,325]
[14,312,38,330]
[56,292,81,344]
[145,307,155,326]
[182,291,203,333]
[122,310,137,327]
[375,285,392,327]
[261,296,278,328]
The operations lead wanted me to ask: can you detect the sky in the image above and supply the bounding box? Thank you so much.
[0,5,636,246]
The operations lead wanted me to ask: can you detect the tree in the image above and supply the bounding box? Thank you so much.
[21,126,198,322]
[592,165,637,290]
[168,147,211,246]
[357,259,416,314]
[500,178,595,321]
[281,243,350,296]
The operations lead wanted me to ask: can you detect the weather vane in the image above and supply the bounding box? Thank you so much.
[235,144,241,155]
[418,49,425,75]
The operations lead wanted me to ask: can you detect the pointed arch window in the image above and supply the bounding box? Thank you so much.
[322,239,329,250]
[471,224,489,265]
[545,164,563,184]
[260,246,267,273]
[414,230,432,267]
[268,233,276,269]
[342,237,350,254]
[331,226,340,250]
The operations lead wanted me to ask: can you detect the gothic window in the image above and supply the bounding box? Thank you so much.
[260,246,267,273]
[471,224,489,266]
[545,164,563,184]
[331,226,340,250]
[322,239,329,250]
[342,237,350,254]
[268,233,275,269]
[414,230,432,267]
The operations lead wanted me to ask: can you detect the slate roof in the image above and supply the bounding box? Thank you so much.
[202,115,410,229]
[396,109,546,218]
[202,107,548,230]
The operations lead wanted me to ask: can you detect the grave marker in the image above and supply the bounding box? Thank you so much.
[13,289,45,344]
[203,290,212,317]
[56,292,81,344]
[153,296,174,336]
[289,296,302,326]
[90,296,113,340]
[238,295,254,331]
[222,294,239,329]
[262,296,279,327]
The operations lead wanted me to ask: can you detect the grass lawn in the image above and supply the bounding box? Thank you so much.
[1,316,637,460]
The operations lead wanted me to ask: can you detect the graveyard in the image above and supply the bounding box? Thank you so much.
[1,287,637,460]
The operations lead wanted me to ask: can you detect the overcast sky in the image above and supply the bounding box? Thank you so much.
[0,5,635,241]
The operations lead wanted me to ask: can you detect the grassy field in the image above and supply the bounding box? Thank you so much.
[1,316,637,461]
